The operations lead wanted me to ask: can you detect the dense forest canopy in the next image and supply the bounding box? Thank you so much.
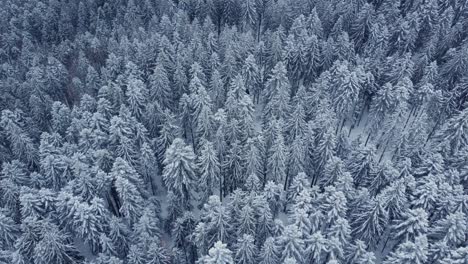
[1,0,468,263]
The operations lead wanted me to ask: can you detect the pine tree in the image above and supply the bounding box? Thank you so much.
[149,60,172,109]
[380,178,410,220]
[156,109,179,166]
[278,225,305,263]
[332,65,363,130]
[383,236,428,264]
[264,181,283,216]
[138,142,158,195]
[0,109,38,166]
[346,240,372,264]
[313,128,336,185]
[221,46,237,87]
[210,69,225,108]
[200,195,232,246]
[173,57,188,101]
[259,237,280,264]
[1,160,28,211]
[203,241,234,264]
[125,78,147,119]
[264,62,291,120]
[20,187,56,219]
[127,244,146,264]
[369,160,398,196]
[435,107,468,155]
[223,140,244,192]
[287,172,310,205]
[367,82,396,138]
[431,211,467,246]
[268,124,287,186]
[306,231,327,263]
[51,101,71,136]
[72,198,108,252]
[234,234,256,264]
[147,241,171,264]
[243,138,262,182]
[163,138,197,207]
[292,208,312,239]
[287,103,307,141]
[133,208,161,244]
[192,83,214,145]
[109,115,138,166]
[326,236,345,262]
[286,136,305,189]
[0,211,19,249]
[114,173,145,223]
[438,245,468,264]
[245,173,261,192]
[198,140,221,201]
[320,186,347,226]
[107,216,130,257]
[327,217,351,250]
[347,145,375,187]
[235,203,256,238]
[33,220,78,264]
[283,34,301,84]
[321,156,345,187]
[252,194,275,243]
[392,208,428,242]
[242,54,260,102]
[351,196,388,249]
[356,252,376,264]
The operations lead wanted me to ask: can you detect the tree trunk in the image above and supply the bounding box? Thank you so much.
[189,124,197,154]
[256,14,262,42]
[284,164,290,191]
[340,117,346,133]
[402,107,414,131]
[348,123,354,137]
[365,133,371,146]
[149,176,156,196]
[376,131,386,150]
[219,174,223,201]
[378,138,390,163]
[391,146,399,162]
[381,234,391,254]
[217,16,222,36]
[357,100,368,127]
[108,187,121,217]
[311,168,320,187]
[424,117,441,147]
[284,172,289,191]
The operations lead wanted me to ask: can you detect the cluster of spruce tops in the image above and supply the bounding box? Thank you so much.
[1,0,468,263]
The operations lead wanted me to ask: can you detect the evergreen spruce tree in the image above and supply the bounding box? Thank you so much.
[0,211,20,249]
[392,208,428,243]
[351,196,389,249]
[259,237,280,264]
[234,234,256,264]
[198,140,221,201]
[203,241,234,264]
[125,78,147,119]
[306,231,327,263]
[163,138,197,207]
[278,225,305,263]
[431,211,467,246]
[268,123,287,186]
[383,236,428,264]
